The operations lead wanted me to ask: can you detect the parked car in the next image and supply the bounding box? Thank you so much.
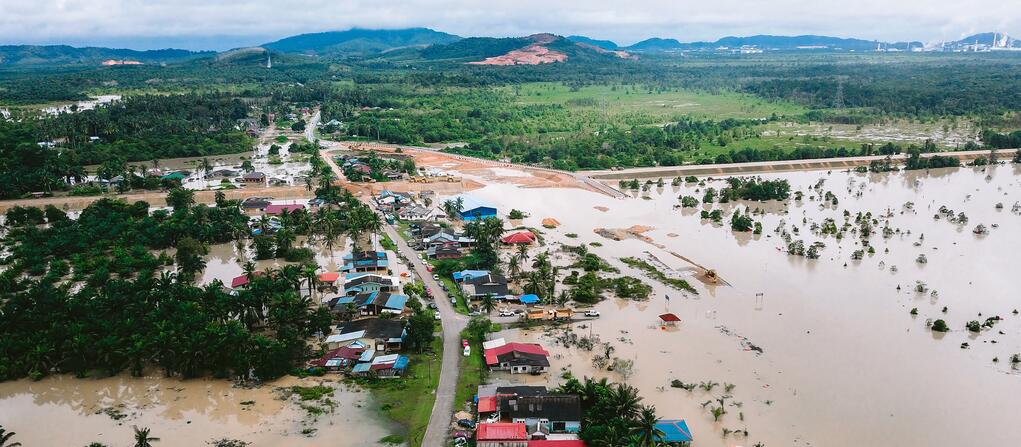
[457,419,476,429]
[432,274,439,280]
[428,302,437,309]
[584,310,601,317]
[463,345,471,357]
[462,339,469,347]
[434,313,441,321]
[450,297,456,305]
[498,310,515,317]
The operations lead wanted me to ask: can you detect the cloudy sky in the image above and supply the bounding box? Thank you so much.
[2,0,1020,50]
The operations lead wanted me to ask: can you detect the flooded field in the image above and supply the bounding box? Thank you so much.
[465,164,1021,447]
[0,374,393,446]
[768,119,980,148]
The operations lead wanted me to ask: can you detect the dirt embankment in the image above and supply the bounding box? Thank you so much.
[467,45,568,66]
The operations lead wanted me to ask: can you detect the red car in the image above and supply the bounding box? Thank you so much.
[462,339,469,347]
[426,265,433,272]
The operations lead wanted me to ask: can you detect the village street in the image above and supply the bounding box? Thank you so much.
[319,145,469,447]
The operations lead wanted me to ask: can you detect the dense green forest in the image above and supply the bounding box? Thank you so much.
[3,51,1021,197]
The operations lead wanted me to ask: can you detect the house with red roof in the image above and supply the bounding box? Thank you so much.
[476,423,528,447]
[484,341,550,374]
[501,231,537,245]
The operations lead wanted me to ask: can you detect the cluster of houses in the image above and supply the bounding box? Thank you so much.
[227,246,416,379]
[474,385,582,446]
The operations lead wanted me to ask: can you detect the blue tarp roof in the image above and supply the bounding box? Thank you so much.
[384,294,408,310]
[519,294,540,304]
[655,419,693,443]
[453,270,490,281]
[393,355,410,370]
[351,363,371,373]
[335,296,356,305]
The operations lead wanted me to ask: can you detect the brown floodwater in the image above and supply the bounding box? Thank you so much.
[458,164,1021,447]
[0,374,393,446]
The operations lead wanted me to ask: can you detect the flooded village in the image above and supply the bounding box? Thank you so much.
[3,108,1021,447]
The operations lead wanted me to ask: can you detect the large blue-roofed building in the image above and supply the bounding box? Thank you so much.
[447,194,497,221]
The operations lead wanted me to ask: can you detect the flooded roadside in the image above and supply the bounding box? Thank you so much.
[0,374,394,446]
[461,164,1021,447]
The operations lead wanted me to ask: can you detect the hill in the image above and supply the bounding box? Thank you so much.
[420,33,633,65]
[567,35,619,50]
[0,45,209,67]
[262,28,461,56]
[626,38,685,52]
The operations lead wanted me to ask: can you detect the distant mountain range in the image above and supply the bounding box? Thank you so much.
[3,28,1020,68]
[0,45,211,67]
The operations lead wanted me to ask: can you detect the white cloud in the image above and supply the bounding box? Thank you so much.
[0,0,1019,49]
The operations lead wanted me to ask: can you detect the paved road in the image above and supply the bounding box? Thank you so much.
[319,143,468,447]
[582,148,1021,180]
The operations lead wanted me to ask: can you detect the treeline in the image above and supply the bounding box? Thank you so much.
[743,59,1021,117]
[39,93,254,164]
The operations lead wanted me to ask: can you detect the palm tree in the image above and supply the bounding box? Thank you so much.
[507,254,521,279]
[0,426,22,447]
[609,383,643,421]
[593,424,626,447]
[301,264,320,300]
[630,405,664,447]
[132,426,159,447]
[480,295,496,315]
[516,243,530,264]
[304,175,314,192]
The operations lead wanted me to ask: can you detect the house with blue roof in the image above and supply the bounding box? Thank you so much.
[332,291,409,317]
[453,270,491,282]
[342,273,398,296]
[447,194,497,221]
[342,251,389,273]
[654,419,693,445]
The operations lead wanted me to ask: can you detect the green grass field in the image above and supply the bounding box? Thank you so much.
[501,82,807,120]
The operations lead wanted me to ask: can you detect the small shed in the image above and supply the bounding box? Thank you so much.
[659,313,681,326]
[518,294,540,305]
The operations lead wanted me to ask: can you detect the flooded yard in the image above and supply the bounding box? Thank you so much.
[465,164,1021,447]
[0,374,394,446]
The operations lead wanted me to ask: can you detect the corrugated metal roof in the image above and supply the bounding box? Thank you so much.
[476,423,527,441]
[655,419,693,442]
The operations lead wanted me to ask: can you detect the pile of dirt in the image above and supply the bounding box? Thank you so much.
[542,218,561,228]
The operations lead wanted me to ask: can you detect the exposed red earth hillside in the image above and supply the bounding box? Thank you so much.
[467,33,568,65]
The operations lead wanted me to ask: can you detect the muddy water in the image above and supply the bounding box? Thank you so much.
[462,165,1021,447]
[0,374,393,446]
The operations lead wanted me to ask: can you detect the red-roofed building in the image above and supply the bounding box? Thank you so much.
[230,271,265,288]
[484,342,550,374]
[659,313,681,324]
[477,423,528,447]
[478,396,498,413]
[264,204,306,215]
[318,272,340,283]
[501,231,537,245]
[313,345,366,371]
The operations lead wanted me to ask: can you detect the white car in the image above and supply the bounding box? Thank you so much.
[584,310,601,317]
[432,274,439,280]
[498,310,515,317]
[463,345,471,357]
[434,313,442,321]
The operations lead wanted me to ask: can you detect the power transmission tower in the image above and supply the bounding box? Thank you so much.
[833,77,845,109]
